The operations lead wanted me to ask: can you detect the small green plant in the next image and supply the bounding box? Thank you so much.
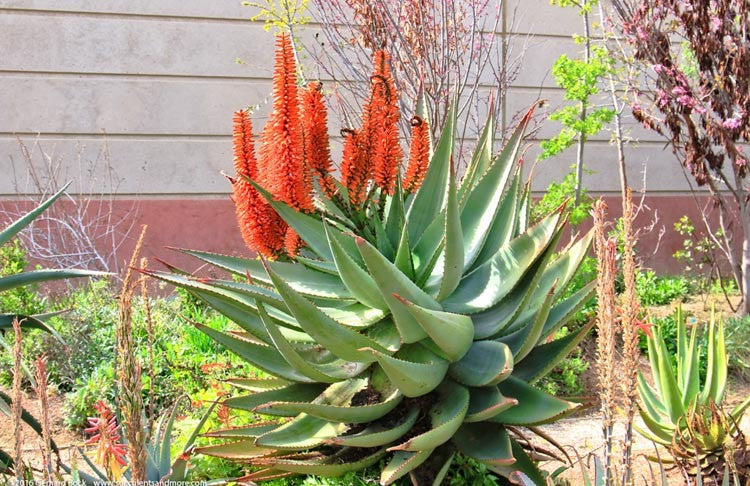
[637,306,750,482]
[539,327,590,397]
[635,270,690,306]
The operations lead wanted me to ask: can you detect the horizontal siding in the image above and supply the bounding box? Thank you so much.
[0,0,688,197]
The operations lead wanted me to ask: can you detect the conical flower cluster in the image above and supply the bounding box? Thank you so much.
[231,33,431,258]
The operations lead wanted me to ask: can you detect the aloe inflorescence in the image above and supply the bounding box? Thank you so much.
[143,32,596,484]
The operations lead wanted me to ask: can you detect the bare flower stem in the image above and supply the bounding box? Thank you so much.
[140,257,156,437]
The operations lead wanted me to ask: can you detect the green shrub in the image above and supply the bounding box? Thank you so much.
[724,315,750,381]
[635,270,690,306]
[0,238,46,315]
[539,326,590,397]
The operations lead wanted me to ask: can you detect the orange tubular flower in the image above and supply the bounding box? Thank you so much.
[364,51,402,195]
[301,81,337,199]
[339,129,369,205]
[232,110,284,256]
[403,115,430,193]
[259,32,313,213]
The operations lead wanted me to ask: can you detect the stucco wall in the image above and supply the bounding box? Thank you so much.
[0,0,697,272]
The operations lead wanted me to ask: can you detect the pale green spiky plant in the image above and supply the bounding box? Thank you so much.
[638,306,750,483]
[144,91,598,484]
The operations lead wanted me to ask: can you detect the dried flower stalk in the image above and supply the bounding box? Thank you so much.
[140,257,156,436]
[593,199,619,484]
[619,188,641,484]
[117,225,147,482]
[34,355,53,482]
[11,318,24,482]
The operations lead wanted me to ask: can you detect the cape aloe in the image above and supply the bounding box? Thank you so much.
[144,33,596,484]
[637,306,750,481]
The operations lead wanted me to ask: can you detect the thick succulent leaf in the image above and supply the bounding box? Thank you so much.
[449,341,513,387]
[434,168,464,300]
[390,380,469,451]
[465,386,518,422]
[493,376,578,425]
[239,469,296,482]
[458,99,495,203]
[195,293,273,345]
[365,319,402,352]
[637,373,669,425]
[381,449,434,485]
[365,344,449,397]
[394,218,415,280]
[452,422,514,466]
[407,98,455,244]
[255,413,348,450]
[178,249,352,300]
[262,379,403,424]
[194,439,273,459]
[426,446,457,486]
[512,320,595,384]
[701,313,727,406]
[413,214,446,286]
[514,180,532,237]
[202,423,279,439]
[185,278,287,308]
[635,409,674,445]
[493,438,547,486]
[539,282,596,339]
[651,329,686,423]
[460,102,536,205]
[679,322,700,406]
[223,384,325,416]
[0,182,70,246]
[460,108,536,271]
[357,237,440,343]
[497,288,555,361]
[372,211,396,260]
[263,260,386,363]
[471,250,552,339]
[263,448,387,476]
[385,176,407,250]
[226,377,291,392]
[196,323,315,382]
[294,256,338,275]
[0,269,107,293]
[469,172,521,273]
[331,407,420,447]
[0,311,64,342]
[391,295,473,362]
[325,224,387,310]
[442,210,561,314]
[320,303,386,329]
[258,303,368,382]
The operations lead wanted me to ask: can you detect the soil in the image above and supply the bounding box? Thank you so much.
[0,387,84,471]
[350,385,381,407]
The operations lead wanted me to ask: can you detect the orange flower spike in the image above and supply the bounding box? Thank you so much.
[403,115,430,193]
[367,51,402,195]
[301,81,337,198]
[262,32,313,213]
[339,129,368,205]
[232,110,284,256]
[284,227,304,256]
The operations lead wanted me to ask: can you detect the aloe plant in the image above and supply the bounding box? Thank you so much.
[637,306,750,482]
[0,184,108,474]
